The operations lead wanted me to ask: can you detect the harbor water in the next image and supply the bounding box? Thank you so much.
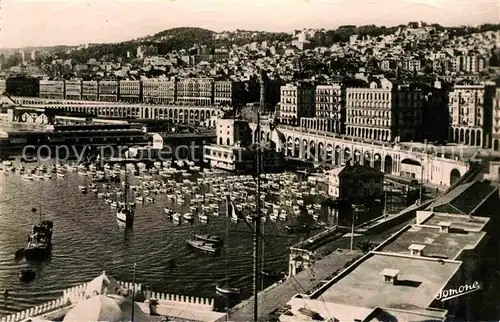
[0,167,305,317]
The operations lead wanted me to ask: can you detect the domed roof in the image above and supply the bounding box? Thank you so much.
[62,295,122,322]
[84,271,124,298]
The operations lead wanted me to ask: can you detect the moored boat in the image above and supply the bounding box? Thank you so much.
[186,239,220,254]
[194,234,222,245]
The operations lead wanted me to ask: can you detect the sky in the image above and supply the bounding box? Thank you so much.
[1,0,499,49]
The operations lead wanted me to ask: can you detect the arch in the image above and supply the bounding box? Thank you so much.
[308,140,316,161]
[494,139,499,151]
[465,129,470,145]
[294,138,300,158]
[219,137,223,145]
[401,158,421,166]
[384,155,393,174]
[302,139,308,159]
[334,145,341,165]
[470,130,476,147]
[454,128,459,143]
[373,153,382,171]
[326,144,333,163]
[459,129,464,143]
[144,108,149,119]
[226,138,230,145]
[353,149,361,164]
[450,168,461,186]
[343,148,351,165]
[476,130,481,146]
[363,151,371,167]
[317,142,325,162]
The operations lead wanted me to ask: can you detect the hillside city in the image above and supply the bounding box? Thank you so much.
[1,21,500,322]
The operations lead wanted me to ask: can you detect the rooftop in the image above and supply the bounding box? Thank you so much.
[379,224,485,260]
[318,252,461,310]
[428,181,498,215]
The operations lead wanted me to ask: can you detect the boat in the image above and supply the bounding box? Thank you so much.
[199,214,209,223]
[172,213,181,223]
[285,224,312,234]
[116,172,134,227]
[22,174,34,181]
[216,278,241,296]
[194,234,223,245]
[186,239,220,254]
[23,209,53,261]
[183,213,193,222]
[56,172,65,178]
[19,269,36,282]
[79,185,88,193]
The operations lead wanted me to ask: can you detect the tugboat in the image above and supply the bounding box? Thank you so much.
[116,172,134,227]
[23,208,53,261]
[19,269,36,282]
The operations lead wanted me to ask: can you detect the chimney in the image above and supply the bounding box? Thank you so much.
[438,221,452,233]
[380,268,400,285]
[408,244,426,256]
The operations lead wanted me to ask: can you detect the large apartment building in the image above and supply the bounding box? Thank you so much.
[142,79,176,104]
[64,81,82,100]
[176,78,214,106]
[82,81,98,101]
[302,84,343,133]
[278,83,316,126]
[39,80,65,99]
[98,80,119,102]
[345,78,423,143]
[448,83,495,147]
[119,80,142,103]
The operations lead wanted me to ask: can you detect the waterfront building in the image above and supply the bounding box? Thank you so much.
[203,118,284,172]
[326,163,384,200]
[39,80,65,99]
[345,78,423,143]
[82,81,98,101]
[142,79,176,104]
[278,83,316,126]
[280,207,493,321]
[64,80,82,100]
[98,80,119,102]
[119,80,142,103]
[448,83,495,147]
[176,78,214,106]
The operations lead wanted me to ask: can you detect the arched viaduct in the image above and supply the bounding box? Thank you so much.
[251,124,468,187]
[11,97,220,124]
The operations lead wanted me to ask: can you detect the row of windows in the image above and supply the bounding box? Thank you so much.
[348,110,391,118]
[347,118,391,127]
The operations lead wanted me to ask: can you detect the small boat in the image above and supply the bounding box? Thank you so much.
[216,279,240,296]
[261,270,285,279]
[56,172,65,178]
[172,213,181,223]
[199,214,208,223]
[22,174,34,181]
[183,213,193,222]
[194,234,222,245]
[186,239,220,254]
[44,173,52,180]
[19,269,36,282]
[79,185,88,193]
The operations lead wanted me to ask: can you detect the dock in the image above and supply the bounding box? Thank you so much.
[227,250,362,322]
